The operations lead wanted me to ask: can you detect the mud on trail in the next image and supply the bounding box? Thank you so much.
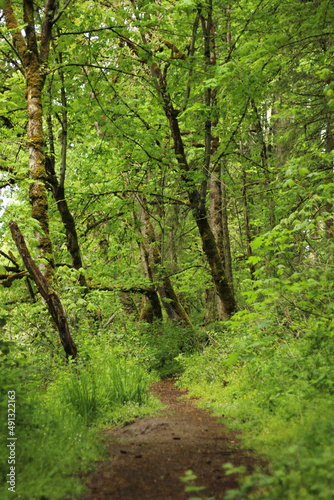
[82,379,261,500]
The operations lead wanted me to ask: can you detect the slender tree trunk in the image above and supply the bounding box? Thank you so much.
[324,114,334,239]
[46,78,87,288]
[221,163,234,290]
[9,221,77,359]
[252,100,275,229]
[240,141,256,280]
[138,195,192,327]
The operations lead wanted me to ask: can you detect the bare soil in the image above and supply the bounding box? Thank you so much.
[82,379,262,500]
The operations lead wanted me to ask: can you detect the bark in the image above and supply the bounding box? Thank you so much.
[138,196,192,327]
[9,220,77,359]
[46,77,87,289]
[5,0,58,281]
[324,114,334,239]
[221,163,234,290]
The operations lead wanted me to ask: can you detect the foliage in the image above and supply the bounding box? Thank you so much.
[180,469,214,500]
[1,0,334,498]
[0,335,161,499]
[177,306,334,499]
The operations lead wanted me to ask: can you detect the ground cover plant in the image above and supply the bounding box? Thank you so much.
[1,0,334,498]
[177,296,334,499]
[0,332,161,500]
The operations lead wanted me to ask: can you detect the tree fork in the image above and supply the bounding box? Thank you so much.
[9,220,77,360]
[4,0,58,281]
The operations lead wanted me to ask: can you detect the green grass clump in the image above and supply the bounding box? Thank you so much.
[58,353,153,425]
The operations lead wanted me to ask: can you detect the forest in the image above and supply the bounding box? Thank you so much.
[0,0,334,498]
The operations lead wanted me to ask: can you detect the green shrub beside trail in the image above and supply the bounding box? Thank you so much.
[178,318,334,500]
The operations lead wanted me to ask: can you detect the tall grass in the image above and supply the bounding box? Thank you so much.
[0,337,160,500]
[61,354,150,424]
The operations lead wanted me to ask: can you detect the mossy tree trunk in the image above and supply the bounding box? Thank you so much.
[9,221,77,359]
[5,0,58,281]
[137,195,192,327]
[144,6,236,319]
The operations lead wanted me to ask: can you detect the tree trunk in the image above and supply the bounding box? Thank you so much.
[5,0,58,282]
[324,114,334,239]
[240,141,256,280]
[138,195,192,327]
[252,100,275,230]
[46,78,87,289]
[208,165,226,320]
[221,163,234,290]
[9,220,77,359]
[138,239,163,322]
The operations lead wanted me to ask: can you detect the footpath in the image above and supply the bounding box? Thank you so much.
[83,379,260,499]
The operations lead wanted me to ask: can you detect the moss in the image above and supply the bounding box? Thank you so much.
[29,181,48,200]
[4,3,27,62]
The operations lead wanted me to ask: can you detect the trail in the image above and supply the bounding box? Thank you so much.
[83,379,260,499]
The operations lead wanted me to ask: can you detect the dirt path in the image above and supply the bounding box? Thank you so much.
[83,379,260,499]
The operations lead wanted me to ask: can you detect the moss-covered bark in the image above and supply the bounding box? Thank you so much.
[5,0,57,282]
[9,220,77,359]
[138,196,192,327]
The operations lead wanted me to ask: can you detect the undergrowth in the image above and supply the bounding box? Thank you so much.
[177,314,334,500]
[0,334,161,500]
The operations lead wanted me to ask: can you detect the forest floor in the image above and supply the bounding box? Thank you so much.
[81,379,263,500]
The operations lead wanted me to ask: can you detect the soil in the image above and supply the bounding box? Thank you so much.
[82,379,262,500]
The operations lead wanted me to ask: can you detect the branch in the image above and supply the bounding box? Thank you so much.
[91,284,156,296]
[9,220,77,359]
[102,311,118,328]
[213,98,250,169]
[225,0,266,62]
[0,249,20,268]
[51,0,73,25]
[40,0,57,62]
[4,0,27,62]
[48,62,143,80]
[0,271,28,287]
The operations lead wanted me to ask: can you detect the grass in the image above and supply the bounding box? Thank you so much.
[0,337,162,500]
[177,323,334,499]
